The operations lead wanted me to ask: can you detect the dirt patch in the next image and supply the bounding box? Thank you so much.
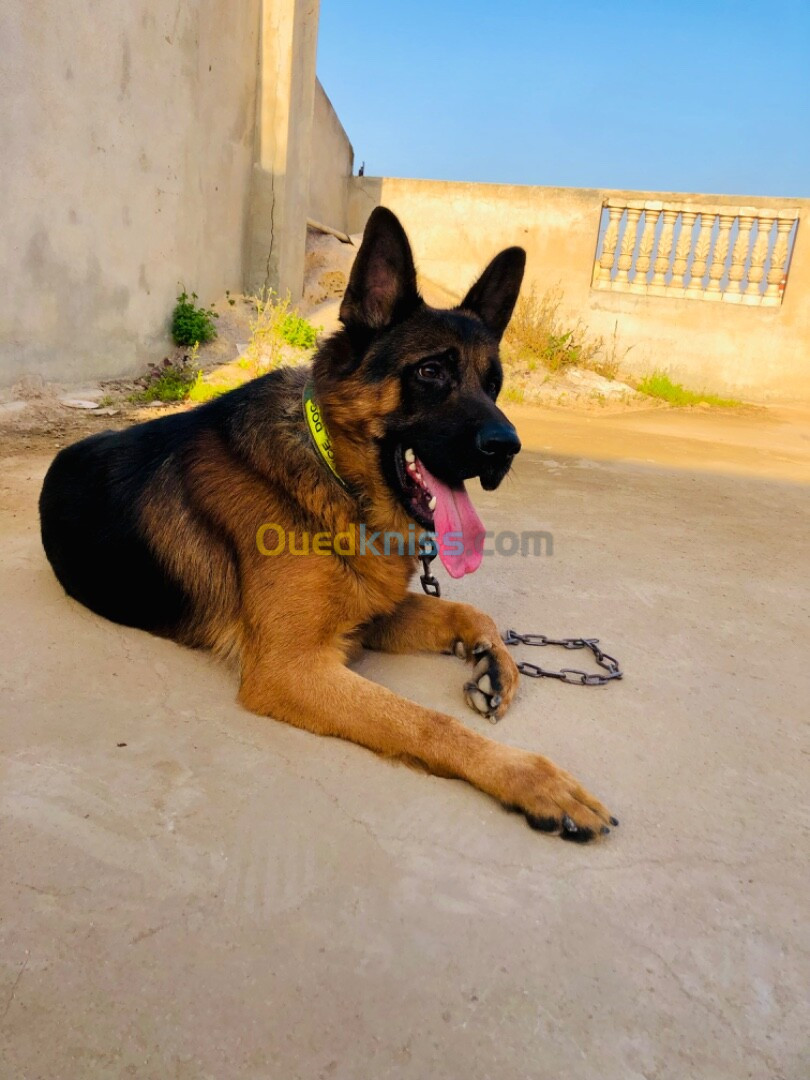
[0,384,187,457]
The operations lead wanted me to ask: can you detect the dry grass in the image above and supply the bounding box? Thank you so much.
[503,284,630,381]
[237,292,318,379]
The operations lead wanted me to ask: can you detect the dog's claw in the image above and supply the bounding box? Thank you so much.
[521,804,611,842]
[560,826,595,843]
[464,682,494,719]
[455,632,518,723]
[461,641,515,721]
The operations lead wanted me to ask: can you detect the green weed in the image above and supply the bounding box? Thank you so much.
[171,289,219,347]
[240,292,320,377]
[637,371,741,408]
[278,309,319,349]
[503,285,631,380]
[188,374,224,403]
[130,348,200,404]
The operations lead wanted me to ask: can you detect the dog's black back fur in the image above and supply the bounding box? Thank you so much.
[39,368,303,636]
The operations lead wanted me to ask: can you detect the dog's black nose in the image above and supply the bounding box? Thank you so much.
[476,422,522,457]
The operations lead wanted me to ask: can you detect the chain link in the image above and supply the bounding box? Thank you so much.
[418,557,622,685]
[419,553,441,597]
[501,628,623,686]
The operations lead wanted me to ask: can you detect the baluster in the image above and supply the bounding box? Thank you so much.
[671,211,698,290]
[630,208,659,292]
[614,208,643,286]
[765,217,794,301]
[686,212,715,294]
[743,215,775,303]
[726,215,755,302]
[649,209,678,293]
[594,206,623,288]
[706,214,734,296]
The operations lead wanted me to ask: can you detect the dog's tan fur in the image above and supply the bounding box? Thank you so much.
[40,208,616,840]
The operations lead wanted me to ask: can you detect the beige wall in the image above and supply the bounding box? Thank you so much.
[309,80,354,232]
[0,1,262,383]
[244,0,320,302]
[349,178,810,401]
[4,1,806,401]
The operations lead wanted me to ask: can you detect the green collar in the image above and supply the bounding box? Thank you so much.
[302,382,349,491]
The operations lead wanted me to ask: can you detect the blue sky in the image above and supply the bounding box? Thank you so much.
[317,0,809,197]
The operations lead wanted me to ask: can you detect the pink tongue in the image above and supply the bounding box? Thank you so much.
[417,461,486,579]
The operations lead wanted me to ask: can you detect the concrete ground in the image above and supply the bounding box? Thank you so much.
[1,403,808,1079]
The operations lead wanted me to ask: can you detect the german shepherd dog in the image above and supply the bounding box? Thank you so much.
[40,208,616,841]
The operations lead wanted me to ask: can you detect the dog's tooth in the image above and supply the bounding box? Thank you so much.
[404,448,415,463]
[428,495,437,511]
[407,462,417,474]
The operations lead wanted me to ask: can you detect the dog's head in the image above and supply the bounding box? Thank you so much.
[313,207,525,576]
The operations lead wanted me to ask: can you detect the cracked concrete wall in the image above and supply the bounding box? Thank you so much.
[349,177,810,401]
[308,80,354,233]
[0,1,262,384]
[244,0,320,303]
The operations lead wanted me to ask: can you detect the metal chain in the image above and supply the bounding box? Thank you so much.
[501,628,623,686]
[419,551,441,597]
[419,558,621,685]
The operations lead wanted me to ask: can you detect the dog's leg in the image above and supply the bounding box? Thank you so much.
[362,594,518,721]
[239,642,615,841]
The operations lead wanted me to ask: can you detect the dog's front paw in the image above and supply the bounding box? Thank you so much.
[455,637,519,722]
[500,754,618,842]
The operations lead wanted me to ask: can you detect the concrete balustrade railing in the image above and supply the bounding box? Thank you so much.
[593,199,799,305]
[348,178,810,400]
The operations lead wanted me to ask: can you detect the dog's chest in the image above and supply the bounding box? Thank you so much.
[345,550,416,624]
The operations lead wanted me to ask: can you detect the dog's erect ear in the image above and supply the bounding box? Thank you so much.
[458,247,526,340]
[340,207,421,330]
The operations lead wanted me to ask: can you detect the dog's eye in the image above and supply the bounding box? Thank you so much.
[416,360,444,382]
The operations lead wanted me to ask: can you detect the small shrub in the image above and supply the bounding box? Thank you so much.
[171,289,219,347]
[131,349,200,404]
[277,309,319,349]
[240,292,320,376]
[637,371,741,408]
[504,285,632,379]
[505,284,599,372]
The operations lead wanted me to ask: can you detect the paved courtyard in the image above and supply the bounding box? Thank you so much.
[1,404,808,1079]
